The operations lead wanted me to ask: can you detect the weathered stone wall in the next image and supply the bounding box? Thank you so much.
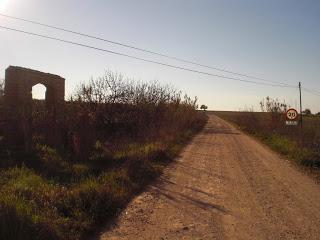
[4,66,65,152]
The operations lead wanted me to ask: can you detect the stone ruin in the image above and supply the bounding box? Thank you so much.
[4,66,65,152]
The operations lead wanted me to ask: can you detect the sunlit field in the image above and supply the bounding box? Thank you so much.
[215,111,320,179]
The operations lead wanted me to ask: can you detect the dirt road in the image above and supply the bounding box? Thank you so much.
[99,114,320,240]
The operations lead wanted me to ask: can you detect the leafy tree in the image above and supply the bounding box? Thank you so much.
[303,108,312,115]
[200,105,208,111]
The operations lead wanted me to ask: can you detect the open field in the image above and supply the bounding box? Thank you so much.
[215,111,320,180]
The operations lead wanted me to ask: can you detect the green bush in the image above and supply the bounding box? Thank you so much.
[0,71,208,239]
[0,167,61,240]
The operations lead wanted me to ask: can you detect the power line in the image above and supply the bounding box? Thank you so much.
[307,87,320,95]
[0,25,297,89]
[302,87,320,97]
[0,13,294,87]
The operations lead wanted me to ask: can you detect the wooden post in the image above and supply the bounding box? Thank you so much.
[299,82,303,129]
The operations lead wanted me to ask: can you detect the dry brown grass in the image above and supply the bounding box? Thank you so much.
[0,71,207,240]
[215,111,320,175]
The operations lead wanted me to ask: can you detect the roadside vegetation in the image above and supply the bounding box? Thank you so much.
[0,72,207,240]
[0,78,4,138]
[215,96,320,181]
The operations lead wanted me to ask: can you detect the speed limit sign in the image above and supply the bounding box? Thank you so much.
[286,109,298,120]
[286,109,299,125]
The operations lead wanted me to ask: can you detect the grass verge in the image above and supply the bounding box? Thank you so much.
[215,111,320,181]
[0,114,207,240]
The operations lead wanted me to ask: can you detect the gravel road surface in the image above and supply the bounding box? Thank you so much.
[99,114,320,240]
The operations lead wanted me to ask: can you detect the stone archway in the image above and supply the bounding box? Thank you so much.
[4,66,65,152]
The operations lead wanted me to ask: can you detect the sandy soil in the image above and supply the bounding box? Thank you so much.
[98,114,320,240]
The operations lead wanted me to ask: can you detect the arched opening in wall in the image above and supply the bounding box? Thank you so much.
[32,83,48,142]
[32,83,46,100]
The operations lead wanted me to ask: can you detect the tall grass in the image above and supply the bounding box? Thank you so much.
[215,111,320,173]
[0,71,207,239]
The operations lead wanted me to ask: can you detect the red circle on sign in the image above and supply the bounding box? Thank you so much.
[286,108,299,121]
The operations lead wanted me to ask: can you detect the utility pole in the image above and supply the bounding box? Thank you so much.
[299,82,303,129]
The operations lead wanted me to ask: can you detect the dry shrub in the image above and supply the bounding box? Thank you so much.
[63,70,204,160]
[0,71,207,240]
[216,97,320,170]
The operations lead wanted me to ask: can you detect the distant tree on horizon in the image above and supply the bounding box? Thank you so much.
[303,108,312,115]
[200,104,208,111]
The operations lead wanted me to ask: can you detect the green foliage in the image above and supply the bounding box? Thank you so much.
[0,167,60,240]
[216,111,320,171]
[265,134,294,155]
[36,145,70,175]
[0,71,208,240]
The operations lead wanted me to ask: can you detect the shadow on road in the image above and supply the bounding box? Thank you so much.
[150,183,228,214]
[203,126,240,135]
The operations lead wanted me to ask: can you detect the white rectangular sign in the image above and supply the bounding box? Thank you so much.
[286,121,298,126]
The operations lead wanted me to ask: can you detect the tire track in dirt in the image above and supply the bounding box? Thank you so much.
[98,114,320,240]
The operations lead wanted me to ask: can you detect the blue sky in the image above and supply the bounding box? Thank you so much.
[0,0,319,112]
